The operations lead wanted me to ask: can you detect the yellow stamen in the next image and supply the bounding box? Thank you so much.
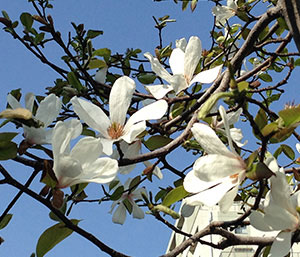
[107,122,124,139]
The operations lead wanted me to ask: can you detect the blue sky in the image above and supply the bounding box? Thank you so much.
[1,1,300,257]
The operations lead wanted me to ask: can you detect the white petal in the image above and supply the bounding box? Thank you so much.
[184,36,202,81]
[296,143,300,153]
[132,202,145,219]
[125,100,168,128]
[190,65,222,85]
[193,154,244,182]
[269,231,292,257]
[191,123,234,157]
[145,84,173,99]
[170,74,188,94]
[109,76,135,125]
[227,0,237,10]
[35,94,62,127]
[229,128,247,147]
[219,105,235,153]
[23,126,48,145]
[71,96,110,138]
[112,203,126,225]
[144,52,173,83]
[169,48,185,75]
[95,67,107,84]
[175,38,187,51]
[212,6,235,25]
[25,93,35,112]
[122,121,146,144]
[249,211,274,231]
[115,141,140,174]
[291,191,300,210]
[227,108,242,125]
[7,94,22,109]
[100,138,114,156]
[218,184,239,212]
[144,160,163,179]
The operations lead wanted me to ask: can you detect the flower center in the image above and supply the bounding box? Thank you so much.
[184,74,190,85]
[107,122,124,139]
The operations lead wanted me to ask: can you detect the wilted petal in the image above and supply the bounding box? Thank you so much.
[23,126,49,145]
[109,76,135,125]
[112,203,127,225]
[269,231,292,257]
[71,96,110,138]
[169,48,185,75]
[144,160,163,179]
[184,36,202,81]
[95,67,107,84]
[193,154,244,182]
[190,65,222,85]
[145,84,173,99]
[144,52,173,83]
[35,94,62,127]
[191,123,233,157]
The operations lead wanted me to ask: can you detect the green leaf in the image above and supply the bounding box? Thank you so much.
[20,12,33,30]
[67,72,83,91]
[274,144,295,160]
[2,10,10,20]
[279,106,300,127]
[110,186,124,201]
[0,214,12,230]
[137,73,156,85]
[109,180,119,191]
[129,176,140,191]
[36,220,80,257]
[258,73,272,82]
[162,186,189,207]
[295,58,300,66]
[246,162,274,180]
[86,29,103,39]
[151,204,180,219]
[0,141,17,160]
[144,135,172,151]
[254,109,268,131]
[87,59,106,70]
[0,132,18,141]
[93,48,111,62]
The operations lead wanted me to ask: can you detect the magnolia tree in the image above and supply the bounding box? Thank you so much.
[0,0,300,256]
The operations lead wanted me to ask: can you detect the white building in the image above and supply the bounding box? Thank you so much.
[166,201,300,257]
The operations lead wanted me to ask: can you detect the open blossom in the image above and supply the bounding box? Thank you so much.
[71,76,168,156]
[249,156,300,257]
[144,36,222,99]
[109,178,146,225]
[7,93,62,145]
[212,0,238,26]
[112,140,163,179]
[183,105,246,212]
[52,119,118,188]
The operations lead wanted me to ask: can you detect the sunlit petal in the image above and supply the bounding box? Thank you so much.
[184,36,202,81]
[269,231,292,257]
[132,202,145,219]
[169,48,185,75]
[190,65,222,85]
[145,84,173,99]
[112,204,127,225]
[94,67,107,84]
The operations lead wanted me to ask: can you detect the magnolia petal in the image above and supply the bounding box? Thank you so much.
[71,96,110,138]
[144,160,163,179]
[169,48,185,75]
[184,36,202,81]
[191,123,233,157]
[144,52,173,83]
[212,6,235,25]
[122,121,145,144]
[170,74,188,94]
[175,38,187,51]
[145,84,173,99]
[193,154,244,182]
[112,203,127,225]
[269,231,292,257]
[23,126,48,145]
[227,108,242,125]
[94,67,107,84]
[70,137,103,166]
[125,100,168,129]
[219,105,235,154]
[218,184,239,212]
[227,0,237,10]
[101,138,114,156]
[109,76,135,125]
[35,94,62,127]
[296,143,300,154]
[7,94,21,109]
[190,65,222,85]
[132,202,145,219]
[25,93,35,112]
[291,191,300,210]
[229,128,247,147]
[249,211,274,231]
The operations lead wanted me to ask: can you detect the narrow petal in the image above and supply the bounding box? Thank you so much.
[35,94,62,127]
[190,65,222,85]
[144,52,173,83]
[269,231,292,257]
[112,204,127,225]
[219,105,235,154]
[169,48,185,75]
[145,84,173,99]
[218,184,239,212]
[71,96,110,138]
[25,93,35,112]
[191,123,234,157]
[7,94,22,109]
[125,100,168,128]
[193,154,244,182]
[296,143,300,153]
[94,67,107,84]
[70,137,103,166]
[132,202,145,219]
[109,76,135,125]
[184,36,202,82]
[122,121,146,144]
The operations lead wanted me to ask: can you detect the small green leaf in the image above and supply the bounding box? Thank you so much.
[87,59,106,70]
[67,72,83,91]
[93,48,111,62]
[20,12,33,30]
[258,73,272,82]
[129,176,140,191]
[282,144,295,160]
[0,141,17,160]
[254,109,268,131]
[0,132,18,141]
[162,186,189,207]
[109,180,120,191]
[36,220,80,257]
[279,106,300,127]
[137,73,156,85]
[246,162,274,180]
[144,135,172,151]
[110,186,124,201]
[0,214,12,230]
[86,29,103,39]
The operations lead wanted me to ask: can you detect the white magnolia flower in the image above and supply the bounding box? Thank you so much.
[183,105,246,212]
[249,156,300,257]
[112,140,163,179]
[95,67,108,84]
[71,76,168,155]
[109,178,146,225]
[212,107,247,147]
[212,0,238,26]
[52,119,119,188]
[7,93,62,145]
[144,36,222,99]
